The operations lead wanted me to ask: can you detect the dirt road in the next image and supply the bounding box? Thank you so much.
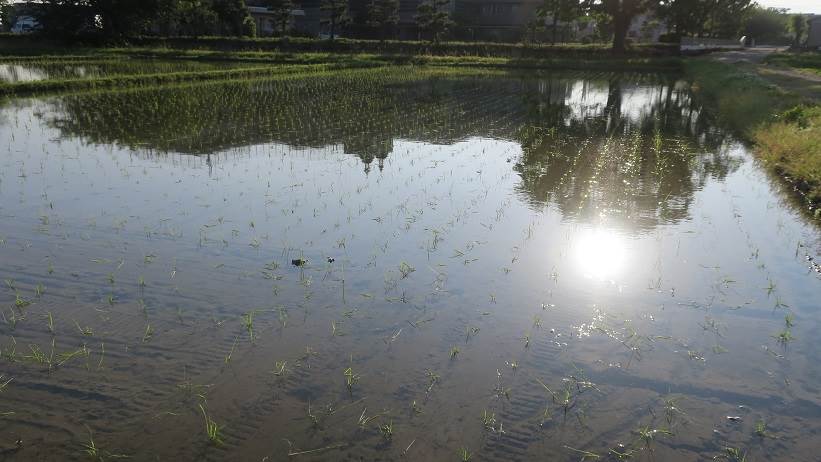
[710,47,821,101]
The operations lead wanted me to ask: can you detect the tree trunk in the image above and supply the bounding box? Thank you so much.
[611,13,630,54]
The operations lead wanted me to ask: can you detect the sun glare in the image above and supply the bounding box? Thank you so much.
[575,228,628,281]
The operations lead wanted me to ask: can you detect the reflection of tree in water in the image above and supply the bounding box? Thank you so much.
[513,75,741,231]
[44,70,514,171]
[44,69,740,229]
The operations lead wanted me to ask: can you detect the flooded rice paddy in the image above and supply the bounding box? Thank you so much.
[0,67,820,461]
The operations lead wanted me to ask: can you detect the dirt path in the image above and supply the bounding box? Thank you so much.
[710,47,821,101]
[709,46,786,64]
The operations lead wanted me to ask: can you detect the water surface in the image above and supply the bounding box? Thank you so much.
[0,68,819,461]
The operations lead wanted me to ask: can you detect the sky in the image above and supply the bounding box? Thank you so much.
[757,0,821,14]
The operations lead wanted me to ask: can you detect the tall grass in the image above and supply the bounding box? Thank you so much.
[754,106,821,207]
[685,59,820,211]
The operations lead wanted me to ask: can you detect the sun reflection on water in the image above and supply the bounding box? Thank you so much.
[575,228,628,281]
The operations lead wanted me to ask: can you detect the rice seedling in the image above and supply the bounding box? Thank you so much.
[378,420,394,441]
[564,446,601,461]
[14,294,31,309]
[74,321,93,336]
[331,320,345,336]
[199,403,224,446]
[224,335,240,364]
[449,346,460,359]
[177,371,211,401]
[773,328,794,345]
[459,447,472,461]
[285,439,347,457]
[273,360,288,376]
[635,425,672,451]
[410,400,422,414]
[480,409,496,431]
[754,419,775,438]
[0,375,12,392]
[424,369,440,395]
[81,428,100,459]
[344,366,360,393]
[80,426,128,461]
[3,308,24,330]
[715,447,747,461]
[399,262,415,279]
[142,323,154,343]
[402,439,416,456]
[662,397,686,426]
[241,310,257,342]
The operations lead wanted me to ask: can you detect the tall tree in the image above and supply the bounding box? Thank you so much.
[212,0,255,36]
[268,0,294,35]
[367,0,399,41]
[594,0,657,53]
[0,0,9,32]
[321,0,348,40]
[415,0,453,43]
[790,14,805,47]
[657,0,708,37]
[537,0,579,44]
[173,0,219,37]
[743,6,788,44]
[38,0,161,37]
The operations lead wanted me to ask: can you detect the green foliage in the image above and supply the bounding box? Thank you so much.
[36,0,162,38]
[367,0,399,40]
[211,0,255,37]
[764,51,821,75]
[790,14,806,46]
[536,0,580,44]
[35,0,255,38]
[657,0,752,39]
[597,0,656,53]
[320,0,349,39]
[0,0,10,32]
[415,0,454,44]
[744,6,790,45]
[267,0,294,36]
[686,59,821,208]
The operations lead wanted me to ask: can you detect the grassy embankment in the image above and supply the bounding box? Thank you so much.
[685,56,821,213]
[764,52,821,76]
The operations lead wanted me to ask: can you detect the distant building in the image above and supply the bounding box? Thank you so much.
[247,5,307,36]
[10,15,39,34]
[454,0,540,42]
[808,15,821,49]
[4,1,43,34]
[245,0,321,37]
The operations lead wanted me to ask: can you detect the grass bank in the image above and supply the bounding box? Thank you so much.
[0,33,678,58]
[0,61,381,96]
[764,51,821,76]
[685,59,821,212]
[0,49,682,96]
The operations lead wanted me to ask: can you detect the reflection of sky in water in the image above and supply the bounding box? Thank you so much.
[0,73,820,461]
[565,81,688,124]
[0,64,94,83]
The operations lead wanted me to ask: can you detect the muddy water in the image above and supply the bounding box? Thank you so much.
[0,69,819,461]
